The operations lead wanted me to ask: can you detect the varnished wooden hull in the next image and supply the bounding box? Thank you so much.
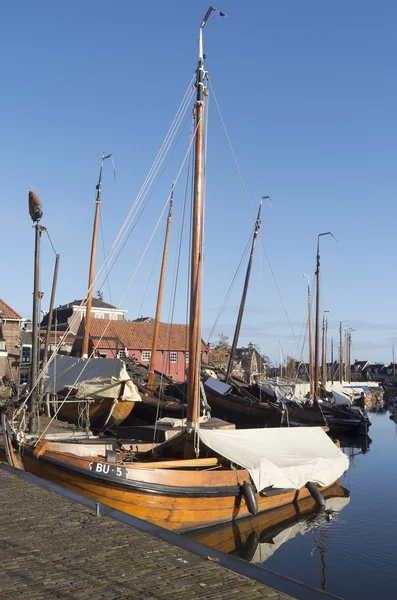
[55,398,135,431]
[16,444,337,532]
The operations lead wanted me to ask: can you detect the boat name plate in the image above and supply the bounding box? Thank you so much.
[89,462,128,479]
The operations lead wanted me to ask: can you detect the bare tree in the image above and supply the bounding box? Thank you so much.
[208,334,231,370]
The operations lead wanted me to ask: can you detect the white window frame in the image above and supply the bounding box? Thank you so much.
[185,352,189,363]
[141,350,151,362]
[94,312,105,319]
[170,351,178,363]
[118,349,128,359]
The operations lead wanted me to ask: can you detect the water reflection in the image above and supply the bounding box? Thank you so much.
[185,484,350,565]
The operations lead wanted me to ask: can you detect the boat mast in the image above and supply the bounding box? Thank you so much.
[339,321,343,383]
[147,184,174,389]
[321,314,325,387]
[305,276,314,396]
[393,345,396,385]
[314,232,335,401]
[187,6,225,427]
[28,191,44,434]
[226,200,262,383]
[41,253,60,394]
[82,154,113,358]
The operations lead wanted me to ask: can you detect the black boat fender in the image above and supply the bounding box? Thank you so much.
[306,481,326,508]
[241,481,258,515]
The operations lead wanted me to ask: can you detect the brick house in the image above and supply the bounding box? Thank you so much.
[40,299,127,335]
[72,319,209,383]
[0,298,23,383]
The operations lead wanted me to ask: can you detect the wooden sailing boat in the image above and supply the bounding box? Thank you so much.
[2,8,349,532]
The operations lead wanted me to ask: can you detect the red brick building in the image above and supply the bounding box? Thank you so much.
[72,319,209,383]
[0,298,23,383]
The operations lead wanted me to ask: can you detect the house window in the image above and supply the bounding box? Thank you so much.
[0,340,6,351]
[141,350,151,361]
[20,371,30,384]
[118,349,128,359]
[185,352,189,362]
[94,312,105,319]
[170,352,178,363]
[97,351,107,358]
[21,346,32,363]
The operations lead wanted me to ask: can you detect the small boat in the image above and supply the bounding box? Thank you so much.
[43,355,141,430]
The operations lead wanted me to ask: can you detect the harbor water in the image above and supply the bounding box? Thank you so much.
[186,412,397,599]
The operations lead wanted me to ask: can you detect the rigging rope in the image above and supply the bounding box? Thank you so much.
[33,104,203,443]
[18,79,196,416]
[208,80,303,359]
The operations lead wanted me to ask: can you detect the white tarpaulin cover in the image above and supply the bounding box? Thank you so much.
[43,356,141,402]
[198,427,349,493]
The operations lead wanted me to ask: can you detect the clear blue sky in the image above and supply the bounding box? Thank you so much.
[1,1,396,365]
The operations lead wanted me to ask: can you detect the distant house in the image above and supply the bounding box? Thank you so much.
[40,299,127,334]
[72,319,209,383]
[232,345,268,383]
[0,298,23,383]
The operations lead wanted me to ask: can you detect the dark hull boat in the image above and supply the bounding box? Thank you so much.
[204,377,282,428]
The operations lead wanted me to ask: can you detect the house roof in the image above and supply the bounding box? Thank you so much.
[0,298,22,321]
[56,299,120,311]
[75,319,209,352]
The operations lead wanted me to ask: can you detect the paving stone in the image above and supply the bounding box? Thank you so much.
[0,468,293,600]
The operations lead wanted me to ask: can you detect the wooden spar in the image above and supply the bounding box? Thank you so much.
[314,237,321,402]
[321,314,326,386]
[314,232,335,401]
[325,315,328,383]
[307,281,314,396]
[41,253,60,391]
[187,29,206,427]
[147,185,174,389]
[331,336,334,384]
[82,159,105,358]
[393,345,396,385]
[28,191,45,434]
[339,321,343,383]
[226,201,262,383]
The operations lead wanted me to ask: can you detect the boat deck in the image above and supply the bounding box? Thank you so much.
[0,464,296,600]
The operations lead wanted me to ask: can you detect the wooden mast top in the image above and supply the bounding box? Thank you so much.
[82,154,113,358]
[187,7,225,428]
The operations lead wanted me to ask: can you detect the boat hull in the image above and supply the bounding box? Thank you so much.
[16,445,336,532]
[204,387,282,429]
[55,398,135,431]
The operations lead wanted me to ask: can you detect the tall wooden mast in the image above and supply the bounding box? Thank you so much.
[226,201,262,383]
[147,184,174,389]
[314,237,321,402]
[305,277,314,396]
[339,321,343,383]
[82,154,113,358]
[321,314,326,387]
[187,7,225,427]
